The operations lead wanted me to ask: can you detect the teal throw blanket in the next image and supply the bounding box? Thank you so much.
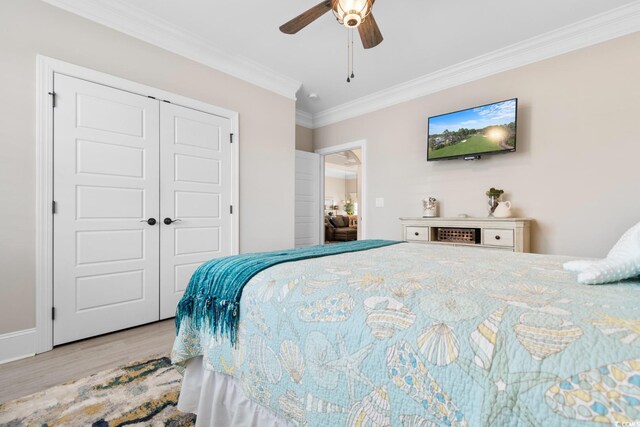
[175,239,402,344]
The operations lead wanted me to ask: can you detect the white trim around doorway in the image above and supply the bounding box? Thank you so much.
[315,140,367,243]
[35,55,240,354]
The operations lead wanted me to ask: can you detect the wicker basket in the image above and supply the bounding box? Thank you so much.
[436,227,476,243]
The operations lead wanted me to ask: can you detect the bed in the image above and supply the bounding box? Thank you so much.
[171,242,640,426]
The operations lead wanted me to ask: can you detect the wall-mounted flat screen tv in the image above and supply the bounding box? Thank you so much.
[427,98,517,161]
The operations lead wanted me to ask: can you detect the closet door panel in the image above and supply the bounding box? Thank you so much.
[160,103,233,319]
[53,74,160,345]
[295,151,321,247]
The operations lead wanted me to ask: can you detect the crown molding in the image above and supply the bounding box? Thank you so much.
[42,0,301,100]
[295,109,314,128]
[312,1,640,128]
[42,0,639,124]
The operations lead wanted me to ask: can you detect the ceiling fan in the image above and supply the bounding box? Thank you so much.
[279,0,383,49]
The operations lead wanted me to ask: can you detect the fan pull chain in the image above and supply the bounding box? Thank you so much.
[347,29,356,83]
[351,29,355,79]
[346,30,351,82]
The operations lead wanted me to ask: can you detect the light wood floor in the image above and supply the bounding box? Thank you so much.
[0,319,176,404]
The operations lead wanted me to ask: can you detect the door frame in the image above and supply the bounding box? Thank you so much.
[35,55,239,353]
[315,140,367,243]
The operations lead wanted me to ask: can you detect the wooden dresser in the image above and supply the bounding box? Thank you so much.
[399,217,532,253]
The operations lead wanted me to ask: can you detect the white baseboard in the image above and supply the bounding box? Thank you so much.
[0,328,36,364]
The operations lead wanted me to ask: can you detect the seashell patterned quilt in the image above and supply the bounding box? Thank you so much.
[171,243,640,426]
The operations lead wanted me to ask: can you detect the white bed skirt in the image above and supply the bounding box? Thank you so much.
[178,356,292,427]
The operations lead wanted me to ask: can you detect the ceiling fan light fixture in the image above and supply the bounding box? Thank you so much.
[331,0,371,28]
[343,13,361,28]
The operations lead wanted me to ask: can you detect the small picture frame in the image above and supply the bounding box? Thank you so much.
[324,199,334,210]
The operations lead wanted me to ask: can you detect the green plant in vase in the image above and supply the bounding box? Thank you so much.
[486,187,504,216]
[343,201,355,215]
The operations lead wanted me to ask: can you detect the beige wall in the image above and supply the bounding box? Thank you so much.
[324,176,357,213]
[324,176,345,210]
[0,0,295,334]
[295,125,314,152]
[314,33,640,257]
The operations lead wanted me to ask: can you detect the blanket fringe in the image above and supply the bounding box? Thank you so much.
[176,296,240,346]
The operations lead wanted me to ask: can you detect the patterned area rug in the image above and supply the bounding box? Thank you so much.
[0,355,195,426]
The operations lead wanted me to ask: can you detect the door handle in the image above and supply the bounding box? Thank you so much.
[140,218,157,225]
[164,218,182,225]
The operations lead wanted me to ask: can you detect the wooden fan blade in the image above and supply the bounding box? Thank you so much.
[358,13,383,49]
[280,1,332,34]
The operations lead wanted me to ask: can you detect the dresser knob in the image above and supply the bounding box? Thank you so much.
[495,235,501,240]
[415,232,419,236]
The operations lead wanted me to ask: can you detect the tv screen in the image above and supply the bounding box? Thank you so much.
[427,98,517,161]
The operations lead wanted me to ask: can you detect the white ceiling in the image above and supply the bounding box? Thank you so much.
[45,0,638,119]
[325,150,361,165]
[325,167,357,179]
[325,151,359,178]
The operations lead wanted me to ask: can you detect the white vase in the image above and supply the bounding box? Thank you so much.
[493,201,512,218]
[423,205,438,217]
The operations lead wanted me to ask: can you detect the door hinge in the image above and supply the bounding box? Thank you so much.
[52,307,56,321]
[48,92,56,108]
[230,133,234,144]
[52,201,57,214]
[230,205,233,214]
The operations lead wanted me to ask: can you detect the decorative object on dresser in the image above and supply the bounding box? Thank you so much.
[400,217,532,252]
[486,187,504,216]
[422,196,438,217]
[493,200,512,218]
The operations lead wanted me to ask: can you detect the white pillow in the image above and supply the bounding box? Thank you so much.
[563,221,640,284]
[563,260,593,272]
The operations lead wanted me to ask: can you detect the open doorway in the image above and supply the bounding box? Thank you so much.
[317,141,366,244]
[323,150,360,243]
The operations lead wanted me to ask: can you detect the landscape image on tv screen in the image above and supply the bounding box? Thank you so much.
[427,98,517,161]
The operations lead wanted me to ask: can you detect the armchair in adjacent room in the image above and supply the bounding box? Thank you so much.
[325,215,358,242]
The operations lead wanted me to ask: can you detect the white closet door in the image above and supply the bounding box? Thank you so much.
[53,74,160,345]
[159,103,233,319]
[295,150,321,247]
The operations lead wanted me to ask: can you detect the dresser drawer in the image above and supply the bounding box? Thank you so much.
[483,228,514,247]
[406,226,429,241]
